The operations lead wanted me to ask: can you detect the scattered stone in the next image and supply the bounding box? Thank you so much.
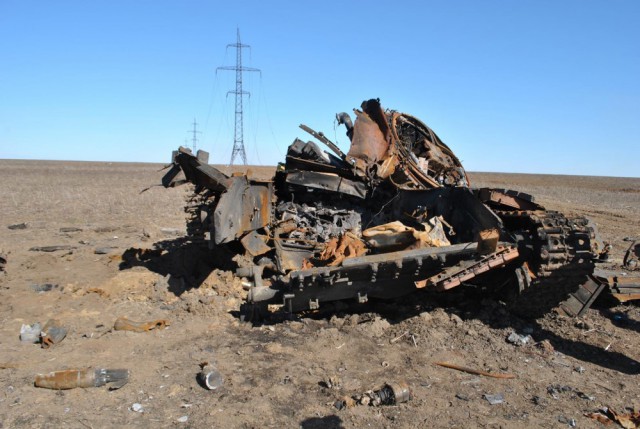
[8,223,27,230]
[130,403,144,413]
[177,416,188,423]
[506,332,532,346]
[547,384,572,399]
[574,366,585,374]
[557,416,577,427]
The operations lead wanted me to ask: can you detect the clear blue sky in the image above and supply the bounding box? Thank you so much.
[1,1,638,176]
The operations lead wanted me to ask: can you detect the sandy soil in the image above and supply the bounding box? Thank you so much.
[0,160,638,428]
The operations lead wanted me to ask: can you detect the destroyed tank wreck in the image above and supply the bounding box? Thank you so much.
[162,99,609,319]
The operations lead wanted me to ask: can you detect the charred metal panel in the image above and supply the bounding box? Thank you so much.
[476,188,541,211]
[214,178,272,244]
[285,170,367,199]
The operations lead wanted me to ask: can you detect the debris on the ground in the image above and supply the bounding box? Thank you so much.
[34,368,130,390]
[321,376,342,390]
[40,319,68,348]
[557,416,577,427]
[59,227,83,233]
[483,393,505,405]
[29,245,76,252]
[546,384,595,401]
[130,403,144,413]
[336,381,411,410]
[585,407,640,428]
[94,247,116,255]
[434,361,517,379]
[0,252,6,272]
[547,384,572,399]
[8,223,27,230]
[20,322,42,343]
[198,362,224,390]
[334,396,356,410]
[30,283,59,293]
[506,332,532,346]
[113,316,169,332]
[177,416,188,423]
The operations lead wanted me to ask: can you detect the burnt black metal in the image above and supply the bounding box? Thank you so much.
[162,99,604,318]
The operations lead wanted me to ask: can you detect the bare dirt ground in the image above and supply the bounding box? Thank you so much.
[0,159,639,429]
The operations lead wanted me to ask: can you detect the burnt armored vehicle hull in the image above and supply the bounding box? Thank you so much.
[163,99,605,318]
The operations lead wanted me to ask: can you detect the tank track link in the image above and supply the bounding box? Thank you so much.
[497,210,598,317]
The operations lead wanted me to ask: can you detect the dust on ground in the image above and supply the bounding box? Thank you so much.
[0,160,639,428]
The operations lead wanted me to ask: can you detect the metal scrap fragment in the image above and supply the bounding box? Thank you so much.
[114,316,169,332]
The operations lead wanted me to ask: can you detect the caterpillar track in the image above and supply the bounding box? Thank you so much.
[496,210,601,317]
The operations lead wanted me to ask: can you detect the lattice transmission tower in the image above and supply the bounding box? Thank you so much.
[217,29,261,165]
[188,118,201,152]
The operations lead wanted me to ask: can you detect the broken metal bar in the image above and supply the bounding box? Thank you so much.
[299,124,346,159]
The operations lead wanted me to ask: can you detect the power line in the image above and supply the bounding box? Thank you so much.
[216,28,261,166]
[188,118,201,152]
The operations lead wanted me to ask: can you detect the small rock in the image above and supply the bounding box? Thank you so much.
[574,366,585,374]
[507,332,532,346]
[177,416,188,423]
[419,312,432,323]
[130,403,144,413]
[8,223,27,230]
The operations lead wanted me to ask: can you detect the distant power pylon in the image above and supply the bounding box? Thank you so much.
[188,118,201,152]
[217,28,261,166]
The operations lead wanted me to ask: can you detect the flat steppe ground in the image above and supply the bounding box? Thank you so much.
[0,159,639,428]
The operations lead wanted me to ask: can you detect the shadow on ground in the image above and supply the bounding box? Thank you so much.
[118,238,238,297]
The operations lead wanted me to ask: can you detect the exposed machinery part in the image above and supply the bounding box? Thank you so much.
[623,237,640,271]
[161,98,610,319]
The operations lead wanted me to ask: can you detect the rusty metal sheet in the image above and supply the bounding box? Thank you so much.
[241,231,271,257]
[214,177,272,244]
[346,103,390,165]
[415,246,519,290]
[274,238,315,272]
[285,170,367,199]
[476,188,540,211]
